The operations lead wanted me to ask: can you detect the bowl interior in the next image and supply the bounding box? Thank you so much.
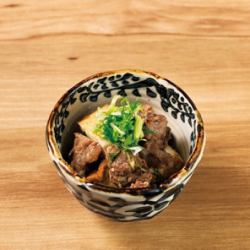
[48,70,203,185]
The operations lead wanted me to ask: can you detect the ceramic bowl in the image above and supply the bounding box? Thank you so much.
[46,69,205,221]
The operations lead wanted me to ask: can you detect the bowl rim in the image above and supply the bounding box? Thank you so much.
[46,69,205,194]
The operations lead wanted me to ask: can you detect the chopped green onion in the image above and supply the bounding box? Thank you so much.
[134,114,144,140]
[126,152,135,169]
[111,111,122,116]
[110,123,125,136]
[129,146,144,155]
[93,95,145,152]
[110,95,121,106]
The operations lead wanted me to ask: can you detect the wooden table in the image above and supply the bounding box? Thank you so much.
[1,1,250,249]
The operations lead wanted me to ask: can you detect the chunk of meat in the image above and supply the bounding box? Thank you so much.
[140,146,183,179]
[139,149,161,168]
[108,151,133,188]
[158,146,184,177]
[130,172,154,189]
[108,151,151,188]
[71,133,102,175]
[143,105,170,149]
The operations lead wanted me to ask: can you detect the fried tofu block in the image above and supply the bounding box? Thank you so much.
[78,105,108,148]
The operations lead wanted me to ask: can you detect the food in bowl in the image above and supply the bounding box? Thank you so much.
[70,95,184,189]
[46,69,205,221]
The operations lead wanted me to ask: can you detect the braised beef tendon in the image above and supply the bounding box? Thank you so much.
[70,96,184,189]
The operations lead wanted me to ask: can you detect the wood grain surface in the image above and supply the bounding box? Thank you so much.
[0,1,250,249]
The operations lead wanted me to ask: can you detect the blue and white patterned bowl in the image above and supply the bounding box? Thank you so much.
[46,69,205,221]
